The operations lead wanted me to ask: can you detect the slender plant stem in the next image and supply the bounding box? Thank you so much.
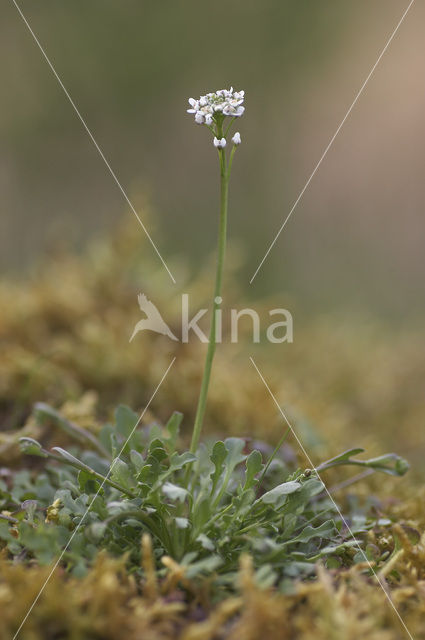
[190,141,229,453]
[227,145,237,178]
[257,426,291,488]
[45,450,136,498]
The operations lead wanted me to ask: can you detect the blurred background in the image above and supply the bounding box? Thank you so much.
[1,0,424,323]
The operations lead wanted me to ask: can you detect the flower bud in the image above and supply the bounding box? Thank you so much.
[213,137,227,149]
[232,132,241,145]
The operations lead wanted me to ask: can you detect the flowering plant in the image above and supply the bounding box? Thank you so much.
[1,87,409,604]
[186,87,244,453]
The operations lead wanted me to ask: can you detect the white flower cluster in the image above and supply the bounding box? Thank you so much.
[187,87,245,126]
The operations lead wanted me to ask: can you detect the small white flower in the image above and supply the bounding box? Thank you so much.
[205,114,213,126]
[187,98,199,114]
[195,112,205,124]
[232,132,241,145]
[213,137,227,149]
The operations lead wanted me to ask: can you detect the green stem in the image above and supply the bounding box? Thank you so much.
[227,145,237,178]
[45,450,136,498]
[190,141,229,454]
[0,513,18,524]
[224,117,237,137]
[256,426,291,489]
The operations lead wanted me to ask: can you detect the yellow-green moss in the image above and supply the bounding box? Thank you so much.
[1,223,424,639]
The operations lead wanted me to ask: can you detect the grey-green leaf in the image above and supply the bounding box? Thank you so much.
[260,481,301,505]
[115,405,139,439]
[210,441,227,488]
[19,437,47,458]
[291,520,336,544]
[175,517,190,529]
[52,447,92,472]
[224,438,247,470]
[165,411,183,453]
[244,450,263,490]
[110,458,134,490]
[162,482,188,502]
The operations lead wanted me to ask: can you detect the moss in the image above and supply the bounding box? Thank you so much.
[1,223,424,638]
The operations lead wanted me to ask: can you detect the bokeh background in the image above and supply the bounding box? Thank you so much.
[1,0,425,474]
[2,0,424,321]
